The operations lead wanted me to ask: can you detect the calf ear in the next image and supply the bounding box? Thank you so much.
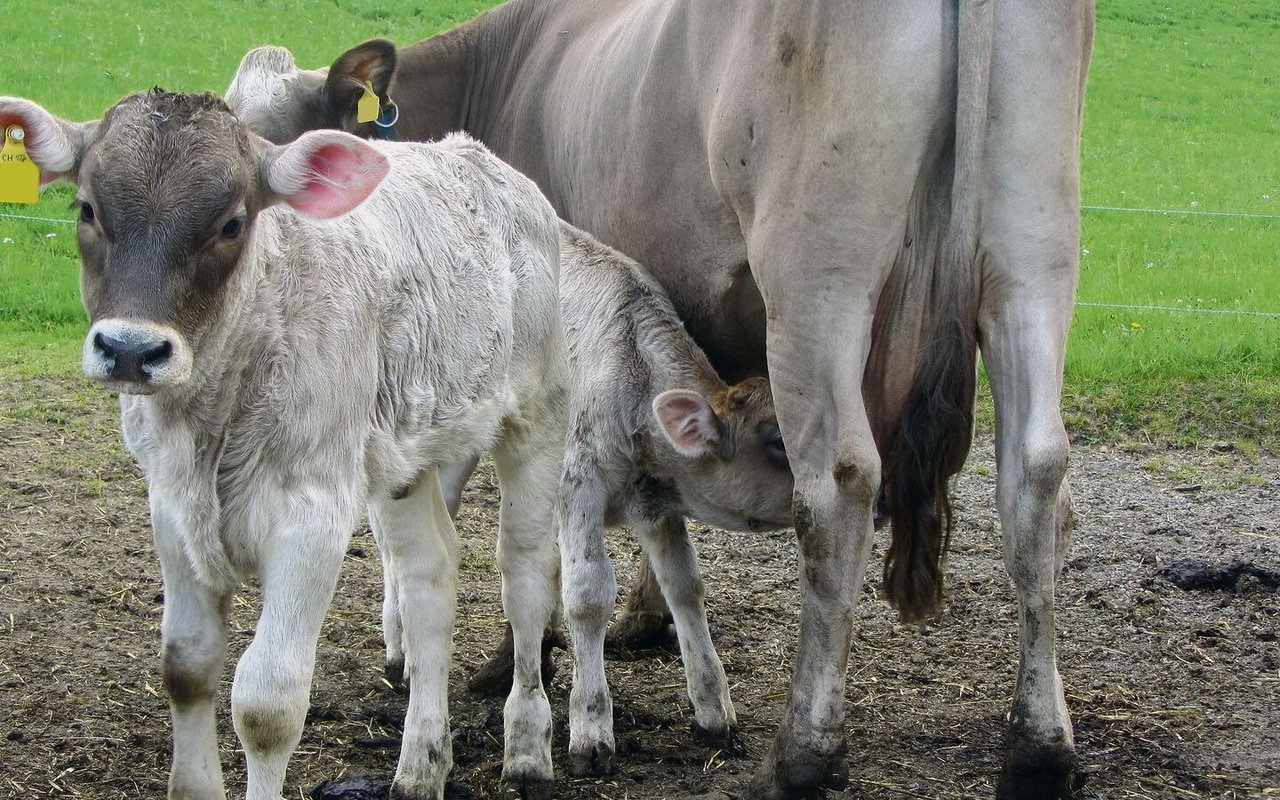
[324,39,398,122]
[0,96,95,186]
[653,390,724,459]
[259,130,390,218]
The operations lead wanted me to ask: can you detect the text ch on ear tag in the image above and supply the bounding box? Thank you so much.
[357,81,381,124]
[0,125,40,204]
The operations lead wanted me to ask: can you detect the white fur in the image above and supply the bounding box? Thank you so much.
[26,90,568,800]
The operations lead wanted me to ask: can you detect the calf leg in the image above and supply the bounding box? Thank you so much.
[372,469,460,799]
[376,455,479,689]
[493,423,563,797]
[560,464,618,777]
[634,515,736,746]
[233,493,353,800]
[154,501,230,800]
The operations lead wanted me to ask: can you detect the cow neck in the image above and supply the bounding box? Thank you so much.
[390,12,482,140]
[458,0,550,140]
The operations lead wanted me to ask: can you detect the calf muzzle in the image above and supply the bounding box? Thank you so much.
[83,319,192,393]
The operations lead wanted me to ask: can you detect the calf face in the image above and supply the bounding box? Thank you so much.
[0,92,389,394]
[653,376,793,532]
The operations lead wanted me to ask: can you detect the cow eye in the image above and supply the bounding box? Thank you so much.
[220,217,244,240]
[79,201,96,224]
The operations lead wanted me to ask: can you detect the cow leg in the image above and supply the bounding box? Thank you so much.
[744,220,899,797]
[373,468,460,799]
[982,7,1091,797]
[492,423,562,797]
[633,514,736,746]
[233,494,353,800]
[606,552,676,652]
[155,501,230,800]
[560,463,618,777]
[982,298,1077,800]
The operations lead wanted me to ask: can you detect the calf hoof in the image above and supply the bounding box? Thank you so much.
[384,659,407,692]
[502,763,553,800]
[691,721,748,755]
[466,627,564,697]
[746,739,848,799]
[568,740,616,778]
[604,611,676,654]
[997,737,1079,800]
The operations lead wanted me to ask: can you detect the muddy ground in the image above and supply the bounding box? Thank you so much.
[0,377,1276,799]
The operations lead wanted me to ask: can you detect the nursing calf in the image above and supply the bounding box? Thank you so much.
[0,91,565,799]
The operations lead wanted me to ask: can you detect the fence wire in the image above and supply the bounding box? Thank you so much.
[3,208,1277,319]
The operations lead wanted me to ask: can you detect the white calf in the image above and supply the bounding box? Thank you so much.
[1,90,566,799]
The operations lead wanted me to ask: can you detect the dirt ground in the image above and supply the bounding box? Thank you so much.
[0,377,1276,799]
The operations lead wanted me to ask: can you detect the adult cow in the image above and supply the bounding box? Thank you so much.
[0,91,567,799]
[230,2,1094,797]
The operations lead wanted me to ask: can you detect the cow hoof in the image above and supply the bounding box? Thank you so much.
[466,629,563,697]
[691,721,748,755]
[997,737,1079,800]
[384,659,407,692]
[568,741,616,777]
[746,740,848,799]
[502,765,553,800]
[604,611,676,654]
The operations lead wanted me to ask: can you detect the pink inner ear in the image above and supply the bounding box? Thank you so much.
[656,394,714,453]
[289,142,385,218]
[0,111,67,186]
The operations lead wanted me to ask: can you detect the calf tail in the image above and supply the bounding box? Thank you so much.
[882,0,992,624]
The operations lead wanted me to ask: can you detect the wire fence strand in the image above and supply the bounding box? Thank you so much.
[3,209,1277,319]
[1082,204,1280,221]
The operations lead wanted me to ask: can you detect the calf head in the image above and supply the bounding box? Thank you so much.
[652,376,793,532]
[225,40,396,144]
[0,91,389,394]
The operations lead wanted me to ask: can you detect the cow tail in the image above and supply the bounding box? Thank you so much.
[882,0,993,624]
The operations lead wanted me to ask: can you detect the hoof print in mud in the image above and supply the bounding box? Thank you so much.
[311,774,391,800]
[1155,559,1280,593]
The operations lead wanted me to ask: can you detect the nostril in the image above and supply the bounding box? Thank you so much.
[94,331,126,358]
[142,339,172,367]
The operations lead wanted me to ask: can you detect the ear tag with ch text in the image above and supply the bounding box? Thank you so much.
[357,81,381,124]
[0,125,40,204]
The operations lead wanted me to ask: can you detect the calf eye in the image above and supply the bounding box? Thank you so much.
[220,217,244,240]
[79,201,96,224]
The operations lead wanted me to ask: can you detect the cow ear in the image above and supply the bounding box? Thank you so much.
[323,39,398,123]
[653,390,725,459]
[0,96,96,186]
[259,130,390,218]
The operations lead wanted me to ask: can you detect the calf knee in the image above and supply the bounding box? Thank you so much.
[232,657,309,756]
[162,637,223,708]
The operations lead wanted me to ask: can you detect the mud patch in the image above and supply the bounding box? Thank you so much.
[0,376,1277,799]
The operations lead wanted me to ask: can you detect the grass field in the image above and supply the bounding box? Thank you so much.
[1,0,1277,448]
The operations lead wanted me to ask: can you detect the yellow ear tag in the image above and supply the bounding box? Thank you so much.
[0,125,40,204]
[357,81,381,124]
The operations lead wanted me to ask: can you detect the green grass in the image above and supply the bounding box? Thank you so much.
[1,0,1277,448]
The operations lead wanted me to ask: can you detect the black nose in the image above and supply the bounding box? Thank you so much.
[94,331,173,383]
